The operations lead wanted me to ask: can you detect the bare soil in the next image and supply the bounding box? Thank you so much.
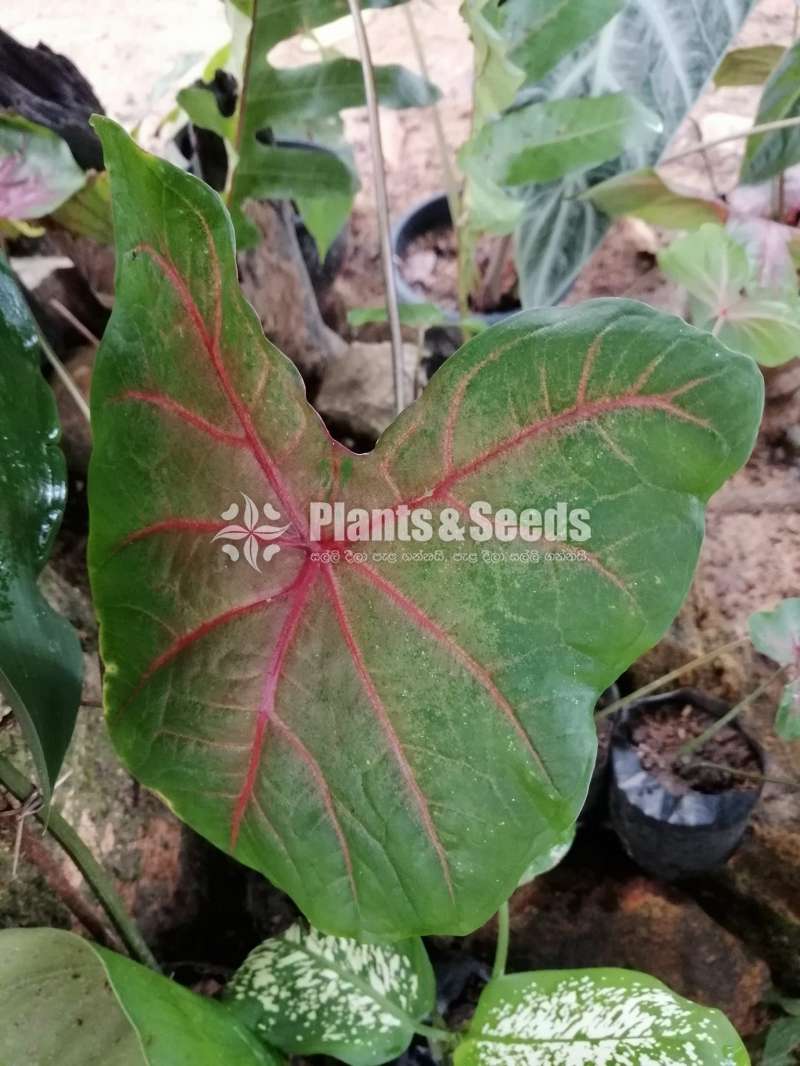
[631,703,761,795]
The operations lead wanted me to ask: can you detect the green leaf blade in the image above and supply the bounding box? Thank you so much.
[0,929,281,1066]
[515,0,755,307]
[90,121,763,940]
[0,115,85,220]
[0,257,83,799]
[455,969,750,1066]
[226,924,435,1066]
[742,40,800,184]
[502,0,623,84]
[715,44,785,87]
[583,167,727,228]
[463,94,661,186]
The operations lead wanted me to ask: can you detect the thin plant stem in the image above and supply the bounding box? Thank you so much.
[414,1021,456,1044]
[347,0,405,415]
[676,666,787,760]
[38,329,91,426]
[479,233,512,311]
[0,753,159,971]
[402,4,460,228]
[596,635,749,720]
[660,115,800,166]
[49,298,100,347]
[491,901,510,981]
[689,759,800,790]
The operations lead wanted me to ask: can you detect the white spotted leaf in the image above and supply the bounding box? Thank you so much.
[225,923,435,1066]
[454,969,750,1066]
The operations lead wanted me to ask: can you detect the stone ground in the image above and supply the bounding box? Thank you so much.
[1,0,800,1050]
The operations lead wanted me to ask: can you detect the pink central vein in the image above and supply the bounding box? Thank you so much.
[322,563,455,901]
[230,560,318,846]
[136,242,307,537]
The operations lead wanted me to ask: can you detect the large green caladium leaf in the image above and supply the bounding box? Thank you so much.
[514,0,755,307]
[89,118,762,940]
[0,114,85,220]
[0,256,83,800]
[226,923,434,1065]
[748,599,800,740]
[0,928,280,1066]
[741,41,800,185]
[454,970,750,1066]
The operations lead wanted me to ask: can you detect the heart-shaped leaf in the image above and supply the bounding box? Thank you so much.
[0,256,83,800]
[748,598,800,741]
[226,923,434,1065]
[659,224,800,367]
[454,969,750,1066]
[89,118,762,940]
[0,114,85,220]
[0,928,281,1066]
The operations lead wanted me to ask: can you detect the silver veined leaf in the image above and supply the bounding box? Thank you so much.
[454,969,750,1066]
[225,924,435,1066]
[515,0,755,307]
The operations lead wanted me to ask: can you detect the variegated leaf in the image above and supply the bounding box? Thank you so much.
[454,970,750,1066]
[226,924,435,1066]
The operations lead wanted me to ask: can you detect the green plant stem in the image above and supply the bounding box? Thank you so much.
[415,1021,456,1044]
[402,4,460,228]
[660,114,800,166]
[346,0,405,415]
[596,635,749,720]
[676,666,787,760]
[491,902,510,981]
[0,753,159,971]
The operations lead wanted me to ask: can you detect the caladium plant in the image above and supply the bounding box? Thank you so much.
[88,116,762,942]
[749,598,800,740]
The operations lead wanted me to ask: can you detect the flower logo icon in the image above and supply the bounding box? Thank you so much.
[213,494,290,571]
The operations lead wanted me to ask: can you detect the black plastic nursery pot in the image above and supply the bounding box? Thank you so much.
[392,193,521,324]
[609,688,764,881]
[581,684,620,819]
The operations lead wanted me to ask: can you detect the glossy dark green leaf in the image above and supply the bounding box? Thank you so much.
[0,256,83,800]
[514,0,755,307]
[0,114,85,220]
[90,119,762,939]
[742,41,800,184]
[715,44,785,87]
[226,923,434,1066]
[748,598,800,741]
[583,167,728,228]
[462,94,660,186]
[454,970,750,1066]
[0,928,281,1066]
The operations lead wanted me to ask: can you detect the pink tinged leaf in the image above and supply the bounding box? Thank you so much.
[89,119,764,940]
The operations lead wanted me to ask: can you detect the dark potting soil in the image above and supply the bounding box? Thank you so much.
[631,703,760,796]
[398,226,519,313]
